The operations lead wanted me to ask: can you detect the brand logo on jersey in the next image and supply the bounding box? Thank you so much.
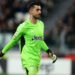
[32,35,42,40]
[13,32,18,38]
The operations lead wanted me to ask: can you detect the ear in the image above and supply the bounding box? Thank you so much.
[29,9,32,14]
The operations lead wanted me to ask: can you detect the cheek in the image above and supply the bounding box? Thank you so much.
[32,10,35,14]
[33,11,37,15]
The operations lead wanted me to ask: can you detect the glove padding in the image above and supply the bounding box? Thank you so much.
[49,52,57,63]
[51,54,57,63]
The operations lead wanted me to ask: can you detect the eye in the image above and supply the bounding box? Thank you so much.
[36,9,41,11]
[36,9,39,11]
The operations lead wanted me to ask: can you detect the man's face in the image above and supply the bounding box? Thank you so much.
[30,5,41,19]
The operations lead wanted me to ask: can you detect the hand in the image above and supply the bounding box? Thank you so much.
[51,54,57,63]
[49,52,57,63]
[0,52,4,57]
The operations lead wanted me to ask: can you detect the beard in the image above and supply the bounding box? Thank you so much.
[33,15,40,19]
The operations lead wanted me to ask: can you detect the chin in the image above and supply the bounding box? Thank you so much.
[37,16,41,18]
[37,17,40,19]
[34,15,40,19]
[35,17,40,19]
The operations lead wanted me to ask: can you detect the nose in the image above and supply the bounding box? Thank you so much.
[39,10,41,14]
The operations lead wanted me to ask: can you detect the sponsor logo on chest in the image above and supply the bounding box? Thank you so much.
[32,35,42,40]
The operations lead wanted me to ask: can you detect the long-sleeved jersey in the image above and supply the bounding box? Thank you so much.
[2,19,49,68]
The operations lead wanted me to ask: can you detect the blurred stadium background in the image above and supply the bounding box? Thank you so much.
[0,0,75,75]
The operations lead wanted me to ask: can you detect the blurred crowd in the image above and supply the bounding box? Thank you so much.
[0,0,54,33]
[45,2,75,49]
[0,0,75,50]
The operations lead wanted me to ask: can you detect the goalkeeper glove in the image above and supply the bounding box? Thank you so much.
[49,52,57,63]
[47,49,57,63]
[0,52,4,58]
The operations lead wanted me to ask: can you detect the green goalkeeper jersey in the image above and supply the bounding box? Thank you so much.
[2,19,49,68]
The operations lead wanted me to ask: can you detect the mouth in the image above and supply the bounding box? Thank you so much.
[37,14,41,17]
[38,14,41,16]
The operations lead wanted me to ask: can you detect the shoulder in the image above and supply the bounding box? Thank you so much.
[38,20,44,25]
[38,20,44,28]
[17,21,28,31]
[18,22,26,29]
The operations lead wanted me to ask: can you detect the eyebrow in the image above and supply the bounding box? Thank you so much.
[36,8,41,10]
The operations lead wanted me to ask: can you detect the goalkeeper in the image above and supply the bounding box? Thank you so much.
[0,2,57,75]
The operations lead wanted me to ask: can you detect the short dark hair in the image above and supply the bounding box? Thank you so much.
[27,2,41,11]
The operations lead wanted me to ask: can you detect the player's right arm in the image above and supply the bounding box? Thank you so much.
[0,23,25,57]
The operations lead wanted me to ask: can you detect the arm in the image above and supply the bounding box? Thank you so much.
[41,41,57,63]
[41,41,49,51]
[0,24,24,56]
[41,41,52,55]
[41,22,57,63]
[2,33,22,54]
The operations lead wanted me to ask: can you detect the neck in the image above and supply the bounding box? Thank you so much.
[29,15,37,24]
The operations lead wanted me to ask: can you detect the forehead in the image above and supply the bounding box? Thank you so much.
[33,5,41,9]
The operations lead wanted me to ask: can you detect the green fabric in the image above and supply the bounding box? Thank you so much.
[25,66,39,75]
[2,19,49,68]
